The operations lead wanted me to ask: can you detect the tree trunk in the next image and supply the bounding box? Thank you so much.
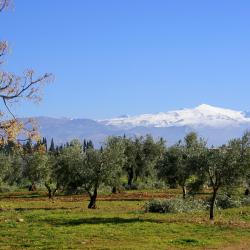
[127,169,134,187]
[182,185,187,199]
[52,186,58,196]
[45,183,52,199]
[245,188,249,196]
[88,187,97,209]
[210,187,218,220]
[29,182,36,191]
[112,186,117,194]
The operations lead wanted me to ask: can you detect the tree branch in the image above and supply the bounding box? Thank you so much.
[0,72,53,100]
[2,97,15,119]
[0,0,8,12]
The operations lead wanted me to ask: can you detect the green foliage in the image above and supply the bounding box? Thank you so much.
[23,151,49,185]
[3,153,23,186]
[123,135,165,187]
[54,139,84,191]
[190,132,250,219]
[0,153,11,184]
[54,138,126,207]
[0,132,249,217]
[156,132,206,198]
[187,177,205,195]
[101,136,126,188]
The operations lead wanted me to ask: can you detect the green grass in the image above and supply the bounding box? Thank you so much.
[0,191,249,249]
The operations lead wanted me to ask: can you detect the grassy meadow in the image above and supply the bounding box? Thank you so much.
[0,189,249,249]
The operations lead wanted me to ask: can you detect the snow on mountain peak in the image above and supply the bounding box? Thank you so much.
[195,104,240,114]
[196,104,220,111]
[100,104,250,128]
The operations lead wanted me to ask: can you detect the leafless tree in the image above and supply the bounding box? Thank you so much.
[0,0,53,142]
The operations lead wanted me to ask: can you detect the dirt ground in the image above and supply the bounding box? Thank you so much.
[0,190,177,202]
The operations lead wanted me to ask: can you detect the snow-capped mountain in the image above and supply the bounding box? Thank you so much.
[100,104,250,128]
[23,104,250,147]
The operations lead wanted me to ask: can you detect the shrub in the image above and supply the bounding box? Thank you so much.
[145,198,207,213]
[0,185,11,193]
[215,194,242,209]
[123,183,139,190]
[241,196,250,206]
[153,181,167,189]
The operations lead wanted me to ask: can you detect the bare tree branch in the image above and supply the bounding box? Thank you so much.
[0,41,8,64]
[0,71,53,100]
[2,97,15,119]
[0,0,8,12]
[0,0,53,142]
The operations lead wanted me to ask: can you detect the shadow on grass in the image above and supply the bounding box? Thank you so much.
[44,217,161,226]
[0,192,48,199]
[0,207,80,212]
[13,207,79,211]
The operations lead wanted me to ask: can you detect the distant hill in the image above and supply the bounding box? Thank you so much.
[22,104,250,146]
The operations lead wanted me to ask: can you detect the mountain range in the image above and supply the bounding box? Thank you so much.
[25,104,250,146]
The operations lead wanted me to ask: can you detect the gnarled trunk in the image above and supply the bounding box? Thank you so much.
[112,186,117,194]
[45,183,58,199]
[88,187,97,209]
[182,185,187,199]
[210,187,218,220]
[29,182,36,191]
[52,186,58,196]
[46,185,52,198]
[127,168,134,187]
[45,182,52,199]
[245,188,249,196]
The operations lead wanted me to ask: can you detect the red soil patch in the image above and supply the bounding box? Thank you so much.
[0,191,176,202]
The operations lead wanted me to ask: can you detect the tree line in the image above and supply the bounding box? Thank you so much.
[0,132,249,219]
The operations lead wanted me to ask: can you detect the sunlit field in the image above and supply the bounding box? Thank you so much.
[1,0,250,249]
[0,189,249,250]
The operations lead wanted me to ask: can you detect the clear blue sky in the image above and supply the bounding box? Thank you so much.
[1,0,250,119]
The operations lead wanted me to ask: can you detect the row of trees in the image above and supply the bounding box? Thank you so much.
[0,132,249,219]
[0,135,165,205]
[157,132,250,219]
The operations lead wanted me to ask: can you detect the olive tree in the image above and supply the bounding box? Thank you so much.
[157,144,187,196]
[16,139,55,196]
[3,153,24,186]
[236,132,250,195]
[54,140,84,194]
[82,137,126,208]
[0,152,11,186]
[23,151,49,191]
[103,136,126,194]
[200,138,247,220]
[157,132,205,198]
[43,154,60,198]
[124,135,165,188]
[55,138,125,208]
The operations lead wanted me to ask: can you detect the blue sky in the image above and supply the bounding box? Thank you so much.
[1,0,250,119]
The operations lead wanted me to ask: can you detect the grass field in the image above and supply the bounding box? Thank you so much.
[0,190,249,249]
